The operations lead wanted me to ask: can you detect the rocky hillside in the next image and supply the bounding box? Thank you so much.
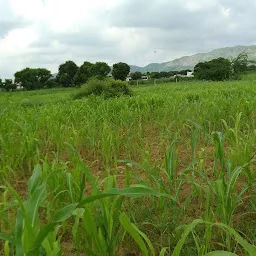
[130,45,256,72]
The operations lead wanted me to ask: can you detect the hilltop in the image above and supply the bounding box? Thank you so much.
[130,45,256,72]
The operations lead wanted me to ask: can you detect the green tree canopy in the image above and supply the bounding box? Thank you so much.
[14,68,51,90]
[194,58,232,81]
[56,60,78,87]
[74,61,110,85]
[74,62,94,85]
[131,72,142,80]
[2,79,16,91]
[112,62,130,81]
[232,52,249,75]
[92,62,111,79]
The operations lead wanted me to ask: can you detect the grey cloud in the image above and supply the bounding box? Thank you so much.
[1,0,256,77]
[0,20,28,37]
[110,0,218,29]
[110,0,256,50]
[0,0,27,37]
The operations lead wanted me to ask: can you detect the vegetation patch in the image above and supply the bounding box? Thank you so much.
[73,78,133,100]
[1,78,256,255]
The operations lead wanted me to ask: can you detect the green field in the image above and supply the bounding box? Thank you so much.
[0,79,256,255]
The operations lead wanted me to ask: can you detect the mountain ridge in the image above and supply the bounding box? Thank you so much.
[130,45,256,73]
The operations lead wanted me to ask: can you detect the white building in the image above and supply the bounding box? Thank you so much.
[16,85,24,90]
[186,71,194,77]
[141,75,148,80]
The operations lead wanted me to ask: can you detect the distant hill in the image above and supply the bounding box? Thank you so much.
[130,45,256,73]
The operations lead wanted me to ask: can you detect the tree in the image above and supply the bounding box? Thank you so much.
[46,78,60,88]
[14,68,51,90]
[56,61,78,87]
[168,71,179,77]
[131,72,142,80]
[2,79,16,91]
[112,62,130,81]
[194,58,232,81]
[247,64,256,72]
[92,62,111,79]
[74,62,94,85]
[232,52,248,74]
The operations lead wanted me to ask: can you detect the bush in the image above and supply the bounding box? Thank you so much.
[73,78,133,100]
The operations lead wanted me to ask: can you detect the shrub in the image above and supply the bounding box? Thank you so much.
[73,78,133,100]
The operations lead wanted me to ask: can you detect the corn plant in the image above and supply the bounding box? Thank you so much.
[0,163,168,255]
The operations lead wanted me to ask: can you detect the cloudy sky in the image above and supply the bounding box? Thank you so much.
[0,0,255,78]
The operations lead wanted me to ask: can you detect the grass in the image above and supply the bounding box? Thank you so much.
[0,79,256,255]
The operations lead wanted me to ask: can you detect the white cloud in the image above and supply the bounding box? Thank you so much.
[0,28,38,54]
[0,0,255,78]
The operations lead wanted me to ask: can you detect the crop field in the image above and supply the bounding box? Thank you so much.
[0,79,256,255]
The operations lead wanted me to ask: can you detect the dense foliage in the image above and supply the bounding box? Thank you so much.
[194,57,232,81]
[73,78,133,99]
[14,68,52,90]
[0,78,16,91]
[112,62,130,81]
[1,61,112,90]
[131,71,142,80]
[194,53,255,81]
[56,60,78,87]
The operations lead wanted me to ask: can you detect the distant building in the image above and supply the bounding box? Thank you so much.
[16,85,24,90]
[186,71,194,77]
[126,75,148,81]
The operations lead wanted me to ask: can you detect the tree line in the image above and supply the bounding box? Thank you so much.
[194,53,256,81]
[129,69,192,80]
[1,53,255,91]
[0,61,131,91]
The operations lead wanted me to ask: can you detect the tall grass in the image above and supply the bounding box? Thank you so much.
[0,79,256,254]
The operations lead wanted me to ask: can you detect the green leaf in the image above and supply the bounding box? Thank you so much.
[79,162,99,194]
[26,183,46,227]
[226,166,243,198]
[4,241,10,256]
[78,186,169,207]
[73,208,85,218]
[5,181,34,236]
[0,233,16,245]
[215,223,256,255]
[28,165,42,196]
[15,209,24,255]
[120,213,149,256]
[159,247,168,256]
[79,173,86,201]
[173,219,204,256]
[66,173,74,203]
[204,251,238,256]
[34,223,56,247]
[107,185,169,198]
[166,138,177,181]
[133,223,155,256]
[53,203,78,222]
[173,220,256,256]
[26,248,41,256]
[5,181,27,220]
